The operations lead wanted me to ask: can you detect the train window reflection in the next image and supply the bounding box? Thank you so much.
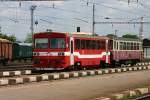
[35,38,48,49]
[50,38,65,49]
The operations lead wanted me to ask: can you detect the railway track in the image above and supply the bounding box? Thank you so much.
[134,94,150,100]
[0,62,149,86]
[0,65,33,71]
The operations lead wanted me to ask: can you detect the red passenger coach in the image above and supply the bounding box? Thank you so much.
[110,37,143,66]
[33,32,111,70]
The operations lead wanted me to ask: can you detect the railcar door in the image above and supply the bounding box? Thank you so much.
[106,39,109,63]
[70,37,74,65]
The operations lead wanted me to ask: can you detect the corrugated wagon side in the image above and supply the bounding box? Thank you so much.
[19,43,32,60]
[12,43,32,61]
[0,38,12,65]
[12,43,20,60]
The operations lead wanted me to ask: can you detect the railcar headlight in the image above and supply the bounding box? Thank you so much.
[58,52,65,56]
[33,52,36,56]
[61,52,65,56]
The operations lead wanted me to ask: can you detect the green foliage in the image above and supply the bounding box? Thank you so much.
[0,33,16,42]
[24,33,32,43]
[107,33,117,38]
[122,33,139,39]
[8,35,17,42]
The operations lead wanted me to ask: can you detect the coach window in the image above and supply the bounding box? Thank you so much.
[116,42,118,50]
[123,42,126,50]
[81,40,86,49]
[133,43,136,50]
[97,40,100,50]
[129,42,131,50]
[92,40,96,49]
[50,38,65,49]
[75,39,80,49]
[86,40,90,49]
[131,42,133,50]
[87,40,92,50]
[129,42,132,50]
[101,40,105,50]
[35,38,48,49]
[127,42,130,50]
[135,43,137,50]
[120,42,123,50]
[109,40,113,50]
[137,43,139,50]
[114,41,116,50]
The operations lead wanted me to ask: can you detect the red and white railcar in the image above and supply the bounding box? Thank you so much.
[33,32,111,70]
[110,37,143,66]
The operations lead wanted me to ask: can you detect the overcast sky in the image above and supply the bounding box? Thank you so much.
[0,0,150,41]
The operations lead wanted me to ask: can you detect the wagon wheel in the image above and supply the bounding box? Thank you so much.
[99,61,106,68]
[74,62,82,70]
[2,59,8,66]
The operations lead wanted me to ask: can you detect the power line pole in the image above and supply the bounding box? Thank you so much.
[115,29,118,36]
[139,16,144,40]
[92,3,95,35]
[30,5,37,40]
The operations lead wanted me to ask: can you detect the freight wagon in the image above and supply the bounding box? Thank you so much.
[0,38,32,65]
[0,38,12,65]
[12,43,32,61]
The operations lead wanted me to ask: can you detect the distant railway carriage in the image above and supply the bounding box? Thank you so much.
[110,37,143,66]
[0,38,32,65]
[18,43,32,60]
[143,39,150,59]
[33,32,111,70]
[12,43,32,60]
[12,43,20,60]
[0,38,12,65]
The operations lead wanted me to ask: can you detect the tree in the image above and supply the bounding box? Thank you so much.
[122,33,139,39]
[106,33,117,38]
[24,33,32,43]
[8,35,16,42]
[0,33,17,42]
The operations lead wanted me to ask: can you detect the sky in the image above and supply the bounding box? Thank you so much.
[0,0,150,41]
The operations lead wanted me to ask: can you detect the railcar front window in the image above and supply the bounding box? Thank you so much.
[35,38,48,49]
[50,38,65,49]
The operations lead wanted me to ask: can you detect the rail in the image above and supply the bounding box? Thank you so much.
[134,94,150,100]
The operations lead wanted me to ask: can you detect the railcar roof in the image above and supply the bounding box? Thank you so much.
[69,32,109,39]
[0,38,11,42]
[112,37,141,42]
[19,43,32,46]
[34,32,110,40]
